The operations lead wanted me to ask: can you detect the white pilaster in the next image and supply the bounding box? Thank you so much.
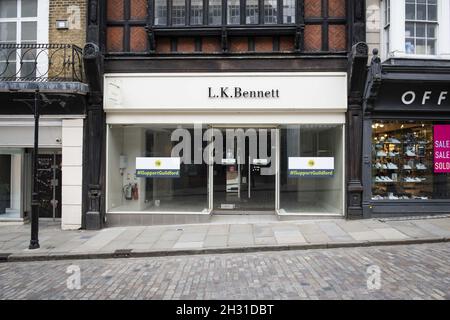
[61,119,83,230]
[389,0,406,57]
[438,0,450,58]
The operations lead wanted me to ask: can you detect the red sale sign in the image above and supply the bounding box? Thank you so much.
[434,125,450,173]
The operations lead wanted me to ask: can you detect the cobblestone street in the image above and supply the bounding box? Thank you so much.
[1,242,449,300]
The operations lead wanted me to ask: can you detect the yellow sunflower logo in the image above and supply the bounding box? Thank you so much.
[155,160,162,167]
[307,159,315,167]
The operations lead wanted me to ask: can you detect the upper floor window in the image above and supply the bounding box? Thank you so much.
[155,0,296,26]
[405,0,438,55]
[0,0,38,78]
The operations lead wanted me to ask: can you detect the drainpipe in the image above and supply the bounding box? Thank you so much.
[29,90,40,249]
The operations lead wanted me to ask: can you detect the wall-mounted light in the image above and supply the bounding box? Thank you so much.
[56,20,69,30]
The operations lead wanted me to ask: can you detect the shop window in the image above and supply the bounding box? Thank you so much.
[107,125,209,213]
[0,150,23,219]
[405,0,438,55]
[371,121,450,201]
[280,125,344,214]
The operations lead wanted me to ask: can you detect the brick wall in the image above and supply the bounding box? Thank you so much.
[49,0,86,48]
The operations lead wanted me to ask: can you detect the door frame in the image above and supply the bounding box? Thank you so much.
[208,125,280,215]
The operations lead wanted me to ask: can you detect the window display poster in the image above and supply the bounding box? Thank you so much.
[434,125,450,173]
[136,157,180,178]
[288,157,334,177]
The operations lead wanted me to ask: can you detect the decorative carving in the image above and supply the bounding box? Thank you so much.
[294,26,303,52]
[145,25,156,52]
[364,48,382,111]
[83,42,100,59]
[354,42,368,56]
[89,0,98,24]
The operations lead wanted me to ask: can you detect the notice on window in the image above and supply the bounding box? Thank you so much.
[434,125,450,173]
[288,157,334,177]
[136,157,180,178]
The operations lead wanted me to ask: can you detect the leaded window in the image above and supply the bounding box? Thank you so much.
[152,0,297,26]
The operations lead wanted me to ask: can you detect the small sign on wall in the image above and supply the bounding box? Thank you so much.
[288,157,335,177]
[136,157,180,178]
[434,125,450,173]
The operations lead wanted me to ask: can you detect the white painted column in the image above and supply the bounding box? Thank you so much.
[61,119,83,230]
[439,0,450,58]
[9,153,22,214]
[389,0,406,57]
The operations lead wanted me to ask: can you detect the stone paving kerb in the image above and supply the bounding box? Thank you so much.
[0,216,449,262]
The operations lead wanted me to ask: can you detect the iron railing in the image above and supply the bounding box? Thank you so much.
[0,44,84,82]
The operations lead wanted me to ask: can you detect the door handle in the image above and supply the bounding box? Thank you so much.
[248,156,251,199]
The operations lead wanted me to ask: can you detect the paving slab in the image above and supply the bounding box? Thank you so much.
[373,228,410,240]
[203,235,228,248]
[0,217,449,261]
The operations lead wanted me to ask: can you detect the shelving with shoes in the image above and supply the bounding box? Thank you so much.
[371,122,434,201]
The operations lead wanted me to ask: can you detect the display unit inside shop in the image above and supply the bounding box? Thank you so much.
[371,122,434,200]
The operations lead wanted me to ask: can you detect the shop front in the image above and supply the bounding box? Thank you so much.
[104,72,347,226]
[363,59,450,217]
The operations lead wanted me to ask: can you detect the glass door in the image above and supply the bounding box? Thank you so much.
[211,127,277,213]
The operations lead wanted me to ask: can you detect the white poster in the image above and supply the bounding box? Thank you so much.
[136,157,180,178]
[288,157,334,177]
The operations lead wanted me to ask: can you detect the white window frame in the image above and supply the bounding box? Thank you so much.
[0,0,48,77]
[382,0,450,60]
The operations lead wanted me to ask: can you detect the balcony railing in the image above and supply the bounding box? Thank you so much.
[0,44,84,82]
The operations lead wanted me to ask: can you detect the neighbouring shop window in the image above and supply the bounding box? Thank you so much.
[405,0,438,55]
[108,125,209,213]
[280,125,344,214]
[0,150,23,218]
[371,121,450,201]
[0,0,38,78]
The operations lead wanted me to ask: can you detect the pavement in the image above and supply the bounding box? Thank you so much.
[1,242,449,299]
[1,215,450,262]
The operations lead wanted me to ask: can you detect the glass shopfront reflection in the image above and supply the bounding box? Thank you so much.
[107,124,345,216]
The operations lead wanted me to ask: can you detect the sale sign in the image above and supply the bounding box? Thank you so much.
[434,125,450,173]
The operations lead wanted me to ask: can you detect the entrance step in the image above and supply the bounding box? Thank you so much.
[211,214,278,224]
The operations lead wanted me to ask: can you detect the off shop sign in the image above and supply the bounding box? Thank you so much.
[434,125,450,173]
[136,157,181,178]
[288,157,335,177]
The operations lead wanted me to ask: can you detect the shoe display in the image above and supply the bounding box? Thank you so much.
[387,162,398,169]
[372,124,433,201]
[387,137,401,144]
[416,163,427,170]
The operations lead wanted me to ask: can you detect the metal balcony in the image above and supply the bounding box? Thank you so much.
[0,44,84,82]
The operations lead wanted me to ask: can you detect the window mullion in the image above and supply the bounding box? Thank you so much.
[258,0,263,24]
[277,0,282,24]
[203,0,208,25]
[222,0,227,25]
[186,0,190,25]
